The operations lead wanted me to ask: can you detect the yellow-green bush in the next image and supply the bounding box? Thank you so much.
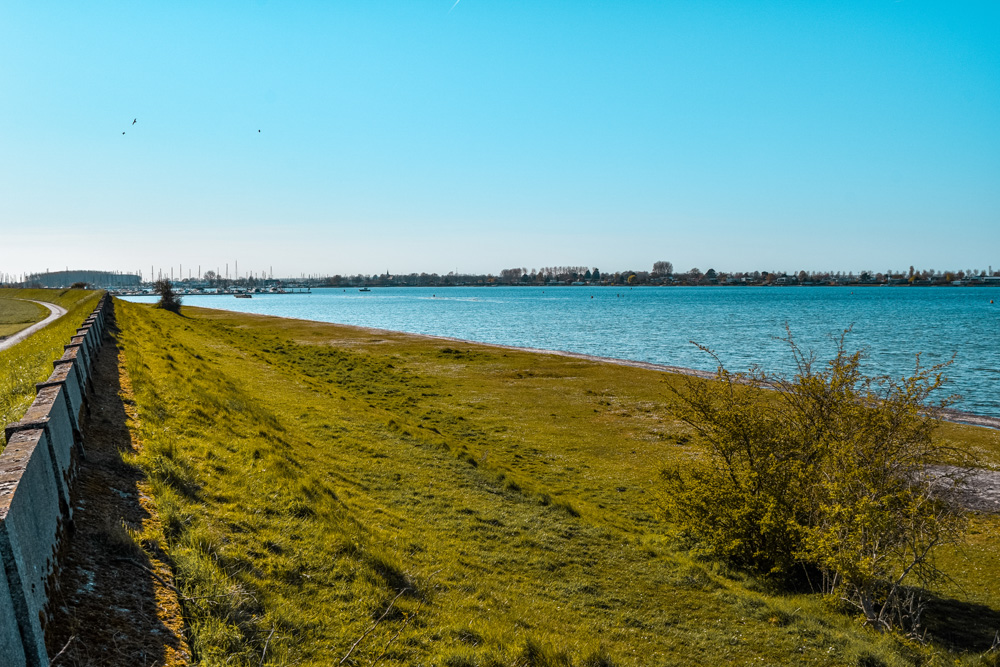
[663,333,968,633]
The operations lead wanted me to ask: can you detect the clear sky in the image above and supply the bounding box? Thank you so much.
[1,1,998,280]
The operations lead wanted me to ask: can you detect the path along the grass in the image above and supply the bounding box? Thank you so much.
[0,299,67,351]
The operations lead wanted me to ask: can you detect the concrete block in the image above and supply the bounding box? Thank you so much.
[72,330,96,364]
[66,339,88,367]
[83,317,101,341]
[75,327,92,347]
[5,386,75,518]
[0,552,27,667]
[96,302,110,333]
[58,346,88,388]
[36,365,85,452]
[52,359,86,417]
[78,328,98,362]
[63,343,90,383]
[0,428,62,667]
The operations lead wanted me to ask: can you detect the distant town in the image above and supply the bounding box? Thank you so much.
[3,263,1000,292]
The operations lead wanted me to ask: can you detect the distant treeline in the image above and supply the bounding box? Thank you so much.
[316,263,1000,287]
[59,263,1000,291]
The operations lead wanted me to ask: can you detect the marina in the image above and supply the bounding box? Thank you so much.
[113,286,312,297]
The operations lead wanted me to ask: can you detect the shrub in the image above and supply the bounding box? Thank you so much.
[154,278,181,313]
[662,329,968,633]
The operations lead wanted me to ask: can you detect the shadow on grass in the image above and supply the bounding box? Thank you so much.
[43,309,190,666]
[923,592,1000,651]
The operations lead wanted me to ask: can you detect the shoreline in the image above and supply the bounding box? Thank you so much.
[110,281,1000,299]
[297,318,1000,432]
[142,301,1000,432]
[483,342,1000,431]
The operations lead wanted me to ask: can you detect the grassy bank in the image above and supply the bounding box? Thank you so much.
[0,297,48,338]
[115,300,1000,666]
[0,288,101,446]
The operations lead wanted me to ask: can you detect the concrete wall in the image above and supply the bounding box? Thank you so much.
[0,294,110,667]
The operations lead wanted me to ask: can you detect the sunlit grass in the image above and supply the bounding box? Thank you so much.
[0,288,101,448]
[0,297,48,338]
[116,300,1000,666]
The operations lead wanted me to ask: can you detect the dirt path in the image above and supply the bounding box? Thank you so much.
[44,312,191,666]
[926,466,1000,514]
[0,299,68,351]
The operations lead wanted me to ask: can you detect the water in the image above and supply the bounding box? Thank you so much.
[124,286,1000,417]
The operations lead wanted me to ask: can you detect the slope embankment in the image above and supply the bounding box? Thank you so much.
[105,300,1000,666]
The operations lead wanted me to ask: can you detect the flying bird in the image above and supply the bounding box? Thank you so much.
[132,118,137,125]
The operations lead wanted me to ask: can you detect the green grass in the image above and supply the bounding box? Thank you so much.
[0,288,102,447]
[0,297,48,338]
[116,300,1000,667]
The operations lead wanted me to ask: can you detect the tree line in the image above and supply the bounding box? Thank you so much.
[136,262,1000,289]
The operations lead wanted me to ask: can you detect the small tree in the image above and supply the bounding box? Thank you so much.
[154,279,182,313]
[662,331,968,633]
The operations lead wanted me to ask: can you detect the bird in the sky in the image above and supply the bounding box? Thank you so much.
[122,132,125,135]
[258,129,261,133]
[132,118,137,125]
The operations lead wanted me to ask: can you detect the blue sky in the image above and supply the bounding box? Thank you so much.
[1,1,998,279]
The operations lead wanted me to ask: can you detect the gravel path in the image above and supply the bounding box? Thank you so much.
[926,466,1000,513]
[0,299,68,351]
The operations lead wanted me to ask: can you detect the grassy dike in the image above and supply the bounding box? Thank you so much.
[114,300,1000,667]
[0,288,101,446]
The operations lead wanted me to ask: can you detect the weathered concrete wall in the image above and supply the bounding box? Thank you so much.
[0,294,110,667]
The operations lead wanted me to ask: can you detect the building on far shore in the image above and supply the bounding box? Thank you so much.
[20,270,141,289]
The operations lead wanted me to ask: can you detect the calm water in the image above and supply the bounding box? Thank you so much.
[124,286,1000,417]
